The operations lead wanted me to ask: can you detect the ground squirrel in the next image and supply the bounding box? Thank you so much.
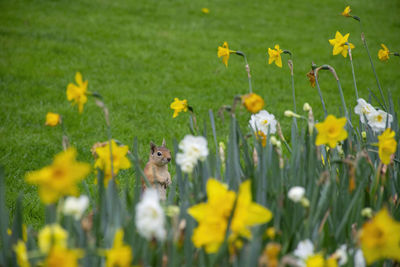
[143,139,171,200]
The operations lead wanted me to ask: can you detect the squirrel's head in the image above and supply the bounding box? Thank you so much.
[150,139,171,166]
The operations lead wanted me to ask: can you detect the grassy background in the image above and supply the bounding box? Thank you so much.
[1,0,399,228]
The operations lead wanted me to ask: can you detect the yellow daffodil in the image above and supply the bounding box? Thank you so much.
[94,139,131,185]
[242,93,265,114]
[377,128,397,164]
[341,6,351,17]
[359,208,400,264]
[188,178,236,253]
[45,247,84,267]
[315,115,348,148]
[105,229,133,267]
[14,240,30,267]
[38,224,68,253]
[26,148,91,204]
[218,42,236,67]
[45,112,61,126]
[329,31,355,58]
[66,72,88,113]
[305,254,325,267]
[306,70,316,88]
[230,180,272,239]
[268,45,283,68]
[378,44,390,61]
[170,98,188,118]
[201,8,209,14]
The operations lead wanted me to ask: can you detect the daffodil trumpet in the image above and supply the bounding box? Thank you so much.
[234,50,253,93]
[345,42,359,99]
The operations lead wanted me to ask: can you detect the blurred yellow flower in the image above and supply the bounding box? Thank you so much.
[378,128,397,164]
[188,178,236,253]
[268,45,283,68]
[305,254,325,267]
[170,98,188,118]
[66,72,88,113]
[315,115,348,148]
[263,243,281,267]
[306,69,316,88]
[94,139,131,185]
[38,224,68,253]
[256,130,267,147]
[45,247,84,267]
[265,227,276,239]
[45,112,61,126]
[218,42,236,67]
[341,6,351,17]
[242,93,265,114]
[359,208,400,264]
[329,31,355,58]
[378,44,390,61]
[26,148,91,204]
[14,240,30,267]
[105,229,133,267]
[231,180,272,239]
[201,8,209,14]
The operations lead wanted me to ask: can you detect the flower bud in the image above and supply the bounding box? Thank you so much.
[300,197,310,208]
[284,110,301,118]
[361,131,367,140]
[303,103,312,112]
[361,207,373,218]
[270,136,279,146]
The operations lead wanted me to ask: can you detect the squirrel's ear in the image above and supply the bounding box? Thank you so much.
[162,138,166,147]
[150,141,156,154]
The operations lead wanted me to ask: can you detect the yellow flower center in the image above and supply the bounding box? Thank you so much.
[262,119,268,125]
[327,126,339,138]
[53,168,66,180]
[376,115,383,122]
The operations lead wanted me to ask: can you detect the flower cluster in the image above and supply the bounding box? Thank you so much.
[354,98,393,132]
[176,135,209,173]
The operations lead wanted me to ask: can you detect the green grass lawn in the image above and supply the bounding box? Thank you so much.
[1,0,399,228]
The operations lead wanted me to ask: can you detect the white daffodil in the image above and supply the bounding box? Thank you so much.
[135,189,166,241]
[249,110,277,135]
[288,186,306,203]
[366,109,393,133]
[176,135,209,173]
[354,249,366,267]
[63,195,89,220]
[294,239,314,260]
[334,244,348,265]
[354,98,376,123]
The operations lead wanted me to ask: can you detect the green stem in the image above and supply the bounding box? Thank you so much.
[313,66,328,117]
[346,43,359,99]
[358,22,387,110]
[235,51,252,93]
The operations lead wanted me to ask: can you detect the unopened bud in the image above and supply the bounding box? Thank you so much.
[300,197,310,208]
[270,136,279,146]
[361,131,367,140]
[303,103,312,112]
[361,207,373,218]
[284,110,301,118]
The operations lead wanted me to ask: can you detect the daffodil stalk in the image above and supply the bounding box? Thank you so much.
[314,64,349,120]
[312,63,327,117]
[350,16,387,110]
[282,50,297,113]
[346,42,359,99]
[92,92,115,179]
[234,51,252,93]
[60,118,70,151]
